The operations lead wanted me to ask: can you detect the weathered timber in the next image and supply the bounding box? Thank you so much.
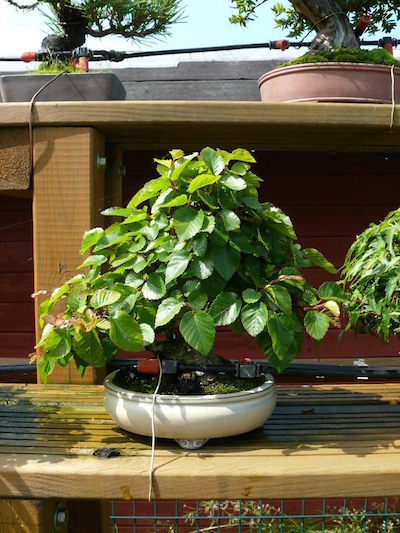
[32,127,105,384]
[0,383,400,500]
[0,128,30,190]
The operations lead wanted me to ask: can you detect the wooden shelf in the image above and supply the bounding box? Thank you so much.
[0,101,400,152]
[1,382,400,501]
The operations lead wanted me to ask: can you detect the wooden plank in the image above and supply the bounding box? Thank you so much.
[0,127,30,190]
[32,127,105,384]
[0,500,60,533]
[0,102,400,153]
[0,273,33,302]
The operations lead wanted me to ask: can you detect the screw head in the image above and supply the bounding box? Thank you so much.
[97,155,107,169]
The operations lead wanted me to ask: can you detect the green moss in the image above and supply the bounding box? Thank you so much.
[34,60,83,74]
[279,48,400,69]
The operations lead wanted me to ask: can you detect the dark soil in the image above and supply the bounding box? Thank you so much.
[113,365,265,395]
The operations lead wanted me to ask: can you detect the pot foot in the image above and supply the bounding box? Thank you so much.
[175,439,208,450]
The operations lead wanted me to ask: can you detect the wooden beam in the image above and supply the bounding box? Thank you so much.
[32,127,105,385]
[0,128,30,190]
[0,499,63,533]
[0,101,399,152]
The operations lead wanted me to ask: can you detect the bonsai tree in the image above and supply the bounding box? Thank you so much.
[33,148,344,384]
[342,208,400,343]
[230,1,400,53]
[5,0,183,52]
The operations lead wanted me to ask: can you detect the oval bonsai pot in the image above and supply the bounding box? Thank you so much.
[104,371,276,449]
[0,73,126,102]
[258,62,400,104]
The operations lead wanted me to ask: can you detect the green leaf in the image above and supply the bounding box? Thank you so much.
[188,174,220,193]
[210,244,240,281]
[142,273,166,300]
[230,148,256,163]
[93,231,131,252]
[173,207,205,241]
[155,297,184,327]
[179,311,215,355]
[304,311,330,341]
[221,210,241,232]
[241,302,268,337]
[42,328,71,359]
[38,357,56,384]
[193,233,207,257]
[125,272,144,289]
[122,212,148,224]
[200,147,225,175]
[267,314,296,360]
[302,248,337,274]
[160,194,188,208]
[318,282,347,302]
[266,285,292,316]
[192,257,214,280]
[165,251,190,284]
[170,152,198,181]
[80,227,104,254]
[109,311,144,352]
[67,284,87,313]
[139,323,155,346]
[187,289,208,310]
[220,174,247,191]
[72,329,104,367]
[201,215,216,234]
[127,177,170,208]
[242,289,261,303]
[256,331,292,373]
[243,196,262,210]
[78,255,107,269]
[209,292,242,326]
[90,289,121,309]
[101,207,134,217]
[132,255,148,273]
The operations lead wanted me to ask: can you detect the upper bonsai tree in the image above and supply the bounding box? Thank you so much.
[230,1,400,53]
[342,208,400,342]
[5,0,183,52]
[33,148,344,383]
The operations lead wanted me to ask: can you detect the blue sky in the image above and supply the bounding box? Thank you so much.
[1,0,399,69]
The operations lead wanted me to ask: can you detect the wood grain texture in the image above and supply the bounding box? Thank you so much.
[32,127,105,384]
[0,383,400,500]
[1,102,400,154]
[0,499,60,533]
[0,127,30,190]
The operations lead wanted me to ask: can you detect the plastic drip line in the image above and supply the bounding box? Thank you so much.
[148,354,162,501]
[28,71,67,183]
[390,64,396,129]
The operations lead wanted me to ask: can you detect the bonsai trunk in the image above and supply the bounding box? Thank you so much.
[41,5,87,52]
[290,0,359,52]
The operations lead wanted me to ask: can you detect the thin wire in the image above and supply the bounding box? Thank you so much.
[390,64,396,129]
[29,71,68,184]
[298,12,347,46]
[148,354,162,501]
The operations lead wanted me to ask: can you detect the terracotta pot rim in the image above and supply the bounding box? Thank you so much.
[259,61,400,86]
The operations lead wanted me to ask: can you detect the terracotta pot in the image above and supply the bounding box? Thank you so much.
[104,371,276,449]
[0,73,126,102]
[258,62,400,104]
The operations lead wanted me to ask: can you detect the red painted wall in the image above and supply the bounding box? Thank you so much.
[0,195,34,358]
[0,150,399,360]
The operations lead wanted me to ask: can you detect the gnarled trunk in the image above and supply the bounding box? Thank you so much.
[41,5,87,52]
[290,0,359,52]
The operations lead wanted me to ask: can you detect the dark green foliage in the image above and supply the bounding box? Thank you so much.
[342,208,400,343]
[35,148,340,382]
[282,48,400,68]
[230,1,400,39]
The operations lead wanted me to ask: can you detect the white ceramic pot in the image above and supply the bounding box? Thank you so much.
[104,371,276,449]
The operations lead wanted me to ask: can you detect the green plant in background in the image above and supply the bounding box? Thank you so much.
[230,1,400,54]
[33,148,344,383]
[284,48,400,68]
[183,500,400,533]
[342,208,400,343]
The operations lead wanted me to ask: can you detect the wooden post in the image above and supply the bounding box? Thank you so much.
[30,127,110,532]
[32,127,105,385]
